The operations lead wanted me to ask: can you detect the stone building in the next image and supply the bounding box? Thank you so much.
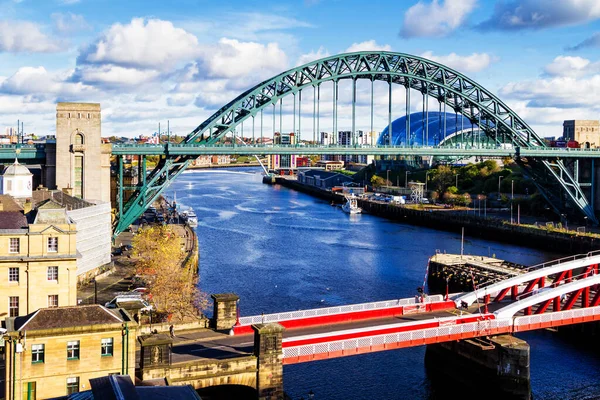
[3,305,136,399]
[0,195,78,319]
[563,120,600,148]
[32,189,112,281]
[54,103,111,202]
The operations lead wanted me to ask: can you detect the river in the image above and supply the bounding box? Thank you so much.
[165,167,600,400]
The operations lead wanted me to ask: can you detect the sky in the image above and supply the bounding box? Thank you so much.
[1,0,600,139]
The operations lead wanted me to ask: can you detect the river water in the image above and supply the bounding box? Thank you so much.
[166,167,600,400]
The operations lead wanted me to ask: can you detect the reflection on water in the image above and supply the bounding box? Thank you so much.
[167,167,600,400]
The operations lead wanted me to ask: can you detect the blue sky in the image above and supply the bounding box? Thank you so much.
[0,0,599,138]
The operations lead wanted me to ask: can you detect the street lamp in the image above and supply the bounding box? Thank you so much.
[498,176,504,200]
[405,171,411,188]
[386,169,390,187]
[454,173,459,188]
[510,180,514,224]
[425,171,430,193]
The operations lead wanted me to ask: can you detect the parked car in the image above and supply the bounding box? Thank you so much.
[111,248,123,256]
[105,295,153,313]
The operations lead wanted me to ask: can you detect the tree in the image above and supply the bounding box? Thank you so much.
[371,175,387,188]
[132,226,208,322]
[431,165,455,193]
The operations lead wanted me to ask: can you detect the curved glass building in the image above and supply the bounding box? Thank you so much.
[377,112,480,147]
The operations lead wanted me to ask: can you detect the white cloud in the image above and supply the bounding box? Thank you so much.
[345,40,391,53]
[420,51,494,73]
[52,12,91,34]
[72,64,161,87]
[479,0,600,30]
[0,20,61,53]
[196,38,288,80]
[0,66,93,97]
[79,18,200,70]
[167,94,195,107]
[296,47,330,66]
[501,56,600,114]
[543,56,600,78]
[400,0,477,38]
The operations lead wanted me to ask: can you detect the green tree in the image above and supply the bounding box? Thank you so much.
[371,175,387,188]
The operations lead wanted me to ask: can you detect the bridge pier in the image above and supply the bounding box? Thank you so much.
[253,323,285,400]
[425,335,530,399]
[211,293,239,331]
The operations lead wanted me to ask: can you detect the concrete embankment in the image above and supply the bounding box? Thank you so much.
[274,177,600,254]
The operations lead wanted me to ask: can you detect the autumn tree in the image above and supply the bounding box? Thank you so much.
[370,175,387,188]
[132,226,207,322]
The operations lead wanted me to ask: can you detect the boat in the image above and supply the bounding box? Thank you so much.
[341,196,362,214]
[182,209,198,227]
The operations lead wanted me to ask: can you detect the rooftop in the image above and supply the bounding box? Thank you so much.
[7,304,128,332]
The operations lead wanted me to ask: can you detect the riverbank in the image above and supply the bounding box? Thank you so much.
[275,177,600,254]
[188,162,263,169]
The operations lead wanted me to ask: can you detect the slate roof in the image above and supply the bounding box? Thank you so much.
[32,189,93,210]
[9,305,126,332]
[0,211,28,229]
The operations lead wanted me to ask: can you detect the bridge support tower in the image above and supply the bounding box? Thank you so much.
[211,293,239,331]
[425,335,530,399]
[253,323,285,400]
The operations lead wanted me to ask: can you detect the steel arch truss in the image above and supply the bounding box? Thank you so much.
[184,52,545,148]
[113,52,597,236]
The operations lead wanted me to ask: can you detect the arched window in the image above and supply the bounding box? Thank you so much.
[75,133,84,145]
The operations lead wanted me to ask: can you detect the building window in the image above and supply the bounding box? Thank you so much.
[8,267,19,282]
[87,113,91,119]
[31,344,45,364]
[68,112,71,119]
[67,341,80,360]
[66,377,79,394]
[101,338,113,357]
[74,155,83,198]
[9,238,19,253]
[47,237,58,252]
[23,382,36,400]
[9,296,18,317]
[6,179,11,191]
[75,133,84,145]
[47,266,58,281]
[48,295,58,308]
[77,113,81,119]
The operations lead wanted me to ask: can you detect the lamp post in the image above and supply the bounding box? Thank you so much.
[386,169,390,187]
[455,173,459,188]
[405,171,411,188]
[498,176,504,200]
[425,171,430,193]
[510,180,514,224]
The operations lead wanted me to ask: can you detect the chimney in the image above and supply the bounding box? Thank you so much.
[62,187,73,196]
[23,199,32,214]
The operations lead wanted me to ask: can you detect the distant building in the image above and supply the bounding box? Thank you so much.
[4,305,137,398]
[315,160,344,171]
[268,133,297,171]
[211,155,231,165]
[298,169,354,189]
[563,120,600,148]
[193,156,212,167]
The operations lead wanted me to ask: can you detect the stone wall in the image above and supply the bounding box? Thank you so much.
[139,356,258,389]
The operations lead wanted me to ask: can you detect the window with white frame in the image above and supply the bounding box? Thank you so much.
[8,267,19,282]
[9,238,19,253]
[47,266,58,281]
[31,344,45,363]
[48,295,58,308]
[9,296,18,317]
[101,338,113,356]
[47,237,58,252]
[67,341,80,360]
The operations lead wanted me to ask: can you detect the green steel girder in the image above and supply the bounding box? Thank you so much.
[112,51,597,235]
[182,52,545,149]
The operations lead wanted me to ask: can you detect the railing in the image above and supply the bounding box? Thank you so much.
[514,305,600,328]
[237,295,444,326]
[282,318,512,359]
